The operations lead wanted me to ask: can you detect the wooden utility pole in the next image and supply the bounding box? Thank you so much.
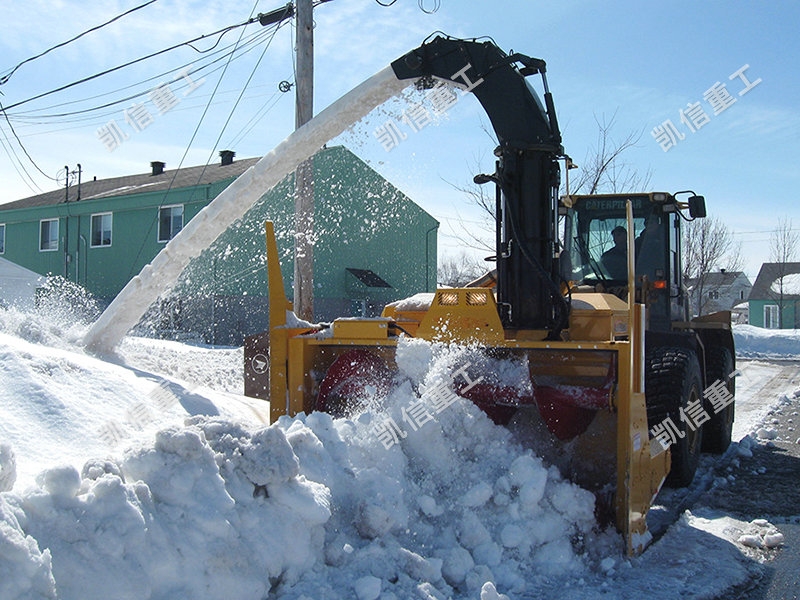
[294,0,314,320]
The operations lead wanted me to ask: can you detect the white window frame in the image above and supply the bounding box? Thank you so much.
[764,304,780,329]
[39,218,59,252]
[90,212,113,248]
[158,204,184,243]
[0,223,5,254]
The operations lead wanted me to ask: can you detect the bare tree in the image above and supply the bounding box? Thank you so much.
[446,113,653,251]
[438,251,488,287]
[569,112,652,195]
[682,217,743,316]
[768,217,799,328]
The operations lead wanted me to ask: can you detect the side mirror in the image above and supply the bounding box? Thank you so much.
[688,195,706,219]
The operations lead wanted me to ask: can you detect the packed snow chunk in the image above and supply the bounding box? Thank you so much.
[81,458,123,481]
[533,537,578,573]
[764,532,785,548]
[738,534,763,549]
[0,495,57,600]
[479,581,509,600]
[460,481,494,508]
[35,465,81,499]
[600,556,616,572]
[0,443,16,492]
[239,426,300,487]
[457,510,492,549]
[355,501,396,539]
[500,523,525,549]
[508,453,547,511]
[398,547,443,582]
[418,494,444,517]
[441,546,475,586]
[122,425,234,513]
[548,478,597,525]
[756,427,777,440]
[353,575,382,600]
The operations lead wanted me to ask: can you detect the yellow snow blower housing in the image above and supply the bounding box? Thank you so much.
[244,36,734,556]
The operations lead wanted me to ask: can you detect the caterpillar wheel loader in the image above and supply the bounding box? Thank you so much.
[244,35,735,555]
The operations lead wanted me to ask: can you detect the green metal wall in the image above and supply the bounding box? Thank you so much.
[1,147,438,337]
[183,146,439,321]
[0,183,226,301]
[749,298,799,328]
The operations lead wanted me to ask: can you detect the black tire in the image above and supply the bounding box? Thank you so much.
[646,346,704,487]
[701,346,735,454]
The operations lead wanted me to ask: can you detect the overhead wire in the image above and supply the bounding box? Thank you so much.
[0,15,267,113]
[5,37,276,138]
[224,81,289,148]
[194,20,286,188]
[0,103,57,181]
[124,8,287,279]
[7,27,273,122]
[0,131,43,195]
[0,0,159,86]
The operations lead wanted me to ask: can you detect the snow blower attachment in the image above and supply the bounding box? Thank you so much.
[245,36,735,556]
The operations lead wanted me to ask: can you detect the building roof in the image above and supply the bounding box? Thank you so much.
[686,270,749,288]
[0,156,261,212]
[750,262,800,299]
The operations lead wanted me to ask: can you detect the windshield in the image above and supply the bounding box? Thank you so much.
[563,196,667,285]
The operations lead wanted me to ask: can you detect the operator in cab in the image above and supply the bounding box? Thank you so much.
[601,226,628,280]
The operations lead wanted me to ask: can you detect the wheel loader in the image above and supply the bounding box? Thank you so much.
[244,35,735,555]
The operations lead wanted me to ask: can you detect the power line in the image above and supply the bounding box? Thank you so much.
[0,103,57,181]
[125,7,287,279]
[5,28,274,124]
[0,0,160,86]
[0,131,43,195]
[0,16,265,113]
[8,27,269,116]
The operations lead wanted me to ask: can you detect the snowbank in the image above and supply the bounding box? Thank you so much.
[0,305,780,599]
[733,324,800,359]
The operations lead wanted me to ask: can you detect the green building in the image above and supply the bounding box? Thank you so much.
[0,146,438,344]
[748,262,800,329]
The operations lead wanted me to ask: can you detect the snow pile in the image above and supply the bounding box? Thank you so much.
[733,324,800,359]
[117,336,244,395]
[0,338,611,599]
[0,303,782,599]
[276,339,606,599]
[0,303,267,489]
[2,422,329,600]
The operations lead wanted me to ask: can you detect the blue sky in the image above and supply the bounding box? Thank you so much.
[1,0,797,280]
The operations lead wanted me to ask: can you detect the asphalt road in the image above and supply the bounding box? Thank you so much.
[706,362,800,599]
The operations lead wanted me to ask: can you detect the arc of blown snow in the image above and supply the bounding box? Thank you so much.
[83,66,408,354]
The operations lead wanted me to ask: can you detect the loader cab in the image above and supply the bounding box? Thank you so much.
[561,193,689,332]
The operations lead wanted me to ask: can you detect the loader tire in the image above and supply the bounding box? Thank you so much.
[646,346,703,488]
[701,347,735,454]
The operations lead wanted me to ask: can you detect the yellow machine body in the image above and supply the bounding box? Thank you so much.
[255,218,670,556]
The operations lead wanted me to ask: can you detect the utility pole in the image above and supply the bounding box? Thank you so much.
[294,0,314,320]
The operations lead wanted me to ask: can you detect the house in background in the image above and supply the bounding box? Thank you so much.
[748,262,800,329]
[685,269,752,318]
[0,146,438,344]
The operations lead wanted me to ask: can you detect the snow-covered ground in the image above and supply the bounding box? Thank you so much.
[1,308,797,599]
